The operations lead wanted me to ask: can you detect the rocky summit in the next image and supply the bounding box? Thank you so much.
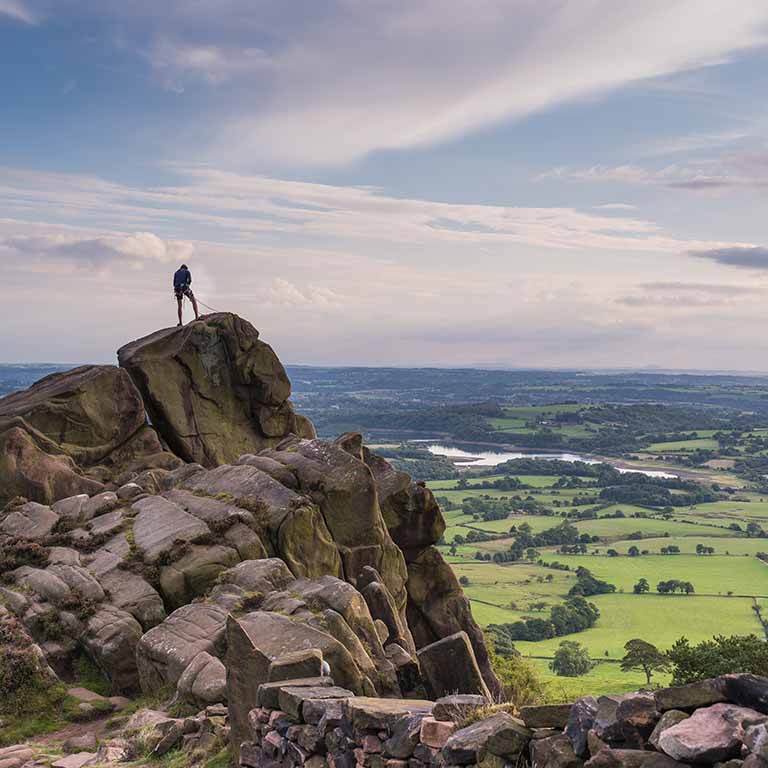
[0,313,502,767]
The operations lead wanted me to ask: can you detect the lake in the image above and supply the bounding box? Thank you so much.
[423,443,678,478]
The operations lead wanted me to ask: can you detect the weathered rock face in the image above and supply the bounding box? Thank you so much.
[0,365,173,504]
[405,545,500,698]
[117,313,315,467]
[0,315,498,711]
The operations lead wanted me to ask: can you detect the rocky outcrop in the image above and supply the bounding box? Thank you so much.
[0,314,497,708]
[0,365,176,504]
[117,313,315,467]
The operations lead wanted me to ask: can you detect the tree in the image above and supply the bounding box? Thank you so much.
[549,640,595,677]
[628,546,640,557]
[607,549,620,557]
[633,578,650,594]
[459,575,470,586]
[620,638,671,686]
[668,634,768,684]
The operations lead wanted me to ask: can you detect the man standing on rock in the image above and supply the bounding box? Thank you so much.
[173,263,199,326]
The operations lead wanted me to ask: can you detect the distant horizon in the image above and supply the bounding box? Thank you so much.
[4,359,768,379]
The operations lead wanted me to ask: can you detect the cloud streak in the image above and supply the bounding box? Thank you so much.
[0,231,194,269]
[15,0,768,166]
[0,0,35,23]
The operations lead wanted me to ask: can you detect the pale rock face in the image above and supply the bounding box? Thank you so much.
[658,703,766,763]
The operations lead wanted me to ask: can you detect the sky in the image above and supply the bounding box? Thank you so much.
[2,1,768,370]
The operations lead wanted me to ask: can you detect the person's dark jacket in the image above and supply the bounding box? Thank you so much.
[173,267,191,290]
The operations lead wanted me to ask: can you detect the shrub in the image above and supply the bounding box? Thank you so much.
[490,648,545,705]
[0,539,49,572]
[668,634,768,684]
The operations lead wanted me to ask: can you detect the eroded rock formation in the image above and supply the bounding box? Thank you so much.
[117,313,315,466]
[0,313,499,718]
[0,365,175,504]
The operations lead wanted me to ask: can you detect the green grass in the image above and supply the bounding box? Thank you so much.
[531,658,662,700]
[538,553,768,595]
[607,536,768,556]
[0,683,81,746]
[573,516,721,539]
[515,593,761,660]
[429,475,595,490]
[646,438,720,452]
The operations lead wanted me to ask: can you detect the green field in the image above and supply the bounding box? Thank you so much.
[530,658,666,700]
[537,553,768,595]
[607,535,768,556]
[514,593,761,659]
[647,438,720,452]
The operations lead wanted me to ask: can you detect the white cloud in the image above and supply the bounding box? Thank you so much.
[16,0,768,166]
[0,0,35,23]
[146,39,273,89]
[542,150,768,192]
[263,278,344,310]
[0,165,749,257]
[594,203,638,211]
[0,231,194,269]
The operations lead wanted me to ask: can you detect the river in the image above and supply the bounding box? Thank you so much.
[423,443,678,478]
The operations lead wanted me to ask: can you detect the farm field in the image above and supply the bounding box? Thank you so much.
[514,594,761,658]
[431,454,768,696]
[536,554,768,595]
[605,535,768,556]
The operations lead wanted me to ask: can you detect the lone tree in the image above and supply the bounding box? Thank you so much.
[633,578,650,594]
[621,638,671,686]
[549,640,595,677]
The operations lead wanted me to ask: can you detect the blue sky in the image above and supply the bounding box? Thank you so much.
[2,1,768,370]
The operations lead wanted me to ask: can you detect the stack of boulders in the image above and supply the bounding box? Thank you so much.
[234,672,768,768]
[529,673,768,768]
[238,665,513,768]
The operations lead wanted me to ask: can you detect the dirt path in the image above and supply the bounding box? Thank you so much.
[33,714,120,749]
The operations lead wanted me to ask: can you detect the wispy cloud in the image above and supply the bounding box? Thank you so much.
[617,280,762,307]
[15,0,768,166]
[0,165,751,257]
[543,150,768,192]
[0,231,193,269]
[0,0,35,23]
[594,203,637,211]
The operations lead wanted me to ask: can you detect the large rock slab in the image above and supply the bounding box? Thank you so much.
[406,545,500,698]
[176,651,227,705]
[232,611,369,695]
[418,630,491,700]
[658,702,766,763]
[158,544,240,609]
[117,313,314,466]
[81,605,143,693]
[0,502,59,540]
[0,365,161,504]
[131,496,210,563]
[720,674,768,714]
[137,603,228,692]
[343,697,434,737]
[442,711,532,764]
[655,678,726,712]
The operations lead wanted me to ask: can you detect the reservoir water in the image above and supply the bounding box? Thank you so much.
[423,443,678,478]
